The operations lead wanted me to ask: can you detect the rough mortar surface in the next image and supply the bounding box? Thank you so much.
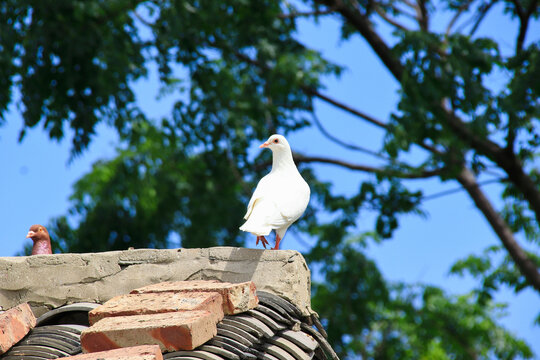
[0,247,311,316]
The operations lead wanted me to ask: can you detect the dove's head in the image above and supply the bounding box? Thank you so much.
[26,224,50,243]
[259,134,290,152]
[27,224,52,255]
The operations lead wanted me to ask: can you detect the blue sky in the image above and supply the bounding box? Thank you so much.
[1,3,539,357]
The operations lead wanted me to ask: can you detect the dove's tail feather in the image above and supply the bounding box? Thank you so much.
[239,221,272,236]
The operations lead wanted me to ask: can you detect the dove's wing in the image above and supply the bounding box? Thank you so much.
[275,176,310,222]
[240,196,291,236]
[243,174,273,220]
[244,174,304,218]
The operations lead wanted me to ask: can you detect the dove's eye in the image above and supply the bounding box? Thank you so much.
[273,139,279,144]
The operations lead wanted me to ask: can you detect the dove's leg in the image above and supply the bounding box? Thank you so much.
[272,234,282,250]
[256,236,269,249]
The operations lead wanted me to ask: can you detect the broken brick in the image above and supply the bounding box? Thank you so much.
[81,311,217,353]
[131,280,258,315]
[0,303,36,354]
[89,291,223,325]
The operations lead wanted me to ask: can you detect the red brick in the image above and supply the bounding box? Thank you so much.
[81,311,217,353]
[62,344,163,359]
[89,292,223,325]
[131,280,259,315]
[0,303,37,354]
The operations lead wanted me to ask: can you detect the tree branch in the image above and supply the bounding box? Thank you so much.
[309,88,448,158]
[374,5,411,32]
[293,153,444,179]
[415,0,429,31]
[303,87,388,129]
[468,0,497,36]
[226,43,393,135]
[229,45,391,131]
[133,11,153,27]
[457,167,540,293]
[313,0,540,296]
[318,0,540,225]
[510,0,538,52]
[400,0,418,10]
[308,87,446,158]
[442,102,503,155]
[318,0,405,80]
[506,115,517,154]
[510,0,524,18]
[445,0,472,36]
[441,102,540,225]
[307,86,444,157]
[422,177,506,201]
[313,0,447,157]
[311,113,388,158]
[380,1,419,23]
[278,8,337,19]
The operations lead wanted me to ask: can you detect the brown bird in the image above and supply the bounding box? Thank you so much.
[26,225,52,255]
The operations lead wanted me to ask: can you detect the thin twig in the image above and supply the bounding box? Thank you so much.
[422,176,506,201]
[211,40,391,132]
[445,0,472,36]
[468,0,497,36]
[133,11,153,27]
[400,0,417,9]
[278,8,337,19]
[374,5,411,31]
[303,87,389,129]
[384,1,418,21]
[293,153,444,179]
[311,113,388,159]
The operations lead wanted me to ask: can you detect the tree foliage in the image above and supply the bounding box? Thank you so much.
[3,0,540,358]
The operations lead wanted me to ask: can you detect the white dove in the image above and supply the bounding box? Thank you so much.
[240,134,310,250]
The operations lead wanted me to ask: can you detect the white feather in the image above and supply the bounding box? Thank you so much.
[240,135,310,243]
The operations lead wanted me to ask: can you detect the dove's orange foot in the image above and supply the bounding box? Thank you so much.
[272,234,282,250]
[256,236,270,249]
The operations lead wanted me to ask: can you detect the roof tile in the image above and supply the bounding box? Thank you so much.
[261,344,297,360]
[279,330,318,353]
[245,309,287,332]
[164,349,224,360]
[268,337,313,360]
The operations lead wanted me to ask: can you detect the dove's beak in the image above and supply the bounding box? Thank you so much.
[259,142,269,148]
[26,231,36,239]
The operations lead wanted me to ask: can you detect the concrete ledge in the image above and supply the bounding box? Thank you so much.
[0,247,311,316]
